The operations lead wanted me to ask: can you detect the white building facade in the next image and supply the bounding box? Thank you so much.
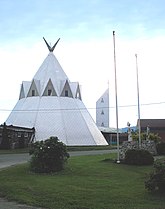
[96,88,109,127]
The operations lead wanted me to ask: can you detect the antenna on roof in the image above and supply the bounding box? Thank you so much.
[43,37,60,52]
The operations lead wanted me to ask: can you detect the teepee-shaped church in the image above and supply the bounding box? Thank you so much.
[6,38,108,146]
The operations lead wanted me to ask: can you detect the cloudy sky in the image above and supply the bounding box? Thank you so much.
[0,0,165,128]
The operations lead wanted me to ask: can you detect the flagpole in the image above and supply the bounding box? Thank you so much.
[107,80,110,128]
[113,31,120,163]
[135,54,141,148]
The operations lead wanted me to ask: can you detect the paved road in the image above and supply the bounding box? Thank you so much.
[0,153,30,169]
[0,150,116,169]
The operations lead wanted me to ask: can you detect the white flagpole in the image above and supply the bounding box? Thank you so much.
[113,31,120,163]
[135,54,141,148]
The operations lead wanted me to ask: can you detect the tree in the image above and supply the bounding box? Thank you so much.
[132,132,161,143]
[0,123,10,149]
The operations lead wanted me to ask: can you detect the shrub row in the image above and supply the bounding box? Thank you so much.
[124,149,154,165]
[145,160,165,192]
[156,142,165,155]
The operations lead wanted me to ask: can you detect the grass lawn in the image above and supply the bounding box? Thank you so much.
[0,153,165,209]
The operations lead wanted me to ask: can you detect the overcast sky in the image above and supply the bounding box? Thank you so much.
[0,0,165,128]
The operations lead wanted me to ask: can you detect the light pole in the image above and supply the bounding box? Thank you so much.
[135,54,141,148]
[113,31,120,163]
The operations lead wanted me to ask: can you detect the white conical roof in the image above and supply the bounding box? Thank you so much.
[33,52,68,96]
[6,42,108,146]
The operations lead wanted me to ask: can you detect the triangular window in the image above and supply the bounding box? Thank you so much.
[101,98,104,103]
[42,79,57,96]
[101,122,104,126]
[60,80,73,98]
[27,80,39,97]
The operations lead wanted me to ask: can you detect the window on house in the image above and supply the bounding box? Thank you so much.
[101,98,104,103]
[65,90,68,97]
[101,110,104,115]
[18,132,21,137]
[24,133,28,137]
[101,122,104,126]
[48,89,52,96]
[32,90,35,96]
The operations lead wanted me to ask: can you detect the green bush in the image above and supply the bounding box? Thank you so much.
[156,143,165,155]
[29,136,69,173]
[132,132,161,143]
[145,160,165,192]
[124,149,154,165]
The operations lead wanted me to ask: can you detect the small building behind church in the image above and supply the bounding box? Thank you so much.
[138,119,165,142]
[0,123,35,149]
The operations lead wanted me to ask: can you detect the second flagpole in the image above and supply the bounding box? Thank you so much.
[113,31,120,163]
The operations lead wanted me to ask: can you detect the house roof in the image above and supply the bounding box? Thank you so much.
[138,119,165,128]
[0,124,35,132]
[98,126,122,133]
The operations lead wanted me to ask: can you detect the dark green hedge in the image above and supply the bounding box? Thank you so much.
[156,143,165,155]
[145,160,165,192]
[124,149,154,165]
